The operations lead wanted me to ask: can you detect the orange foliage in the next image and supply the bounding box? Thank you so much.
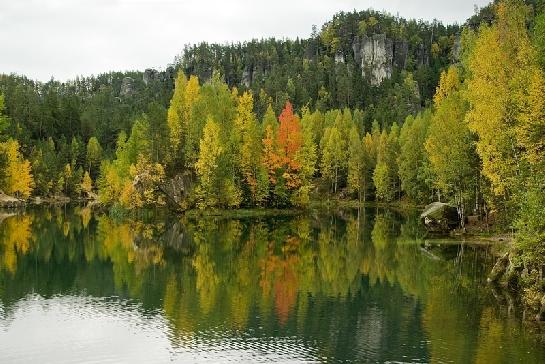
[261,125,282,184]
[261,102,303,189]
[277,101,302,169]
[259,236,301,326]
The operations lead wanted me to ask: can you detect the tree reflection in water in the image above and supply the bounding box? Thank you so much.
[0,206,543,363]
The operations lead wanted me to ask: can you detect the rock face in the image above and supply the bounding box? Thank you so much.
[242,67,252,87]
[334,52,345,64]
[143,67,175,85]
[353,34,393,85]
[143,69,158,85]
[420,202,460,233]
[393,40,409,69]
[160,172,194,210]
[120,77,134,97]
[451,35,462,63]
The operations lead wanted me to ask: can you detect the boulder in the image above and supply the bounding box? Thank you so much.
[0,192,25,208]
[487,252,509,283]
[420,202,460,232]
[160,172,194,210]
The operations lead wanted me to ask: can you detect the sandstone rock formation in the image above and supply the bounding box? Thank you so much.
[120,77,134,97]
[353,34,394,85]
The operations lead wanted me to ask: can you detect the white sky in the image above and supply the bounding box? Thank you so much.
[0,0,492,81]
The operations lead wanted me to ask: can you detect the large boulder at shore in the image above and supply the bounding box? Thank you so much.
[160,172,194,210]
[0,192,25,208]
[420,202,460,233]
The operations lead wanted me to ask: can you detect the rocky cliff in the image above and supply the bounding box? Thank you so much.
[352,34,415,86]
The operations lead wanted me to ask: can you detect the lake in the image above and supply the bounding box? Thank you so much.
[0,206,544,363]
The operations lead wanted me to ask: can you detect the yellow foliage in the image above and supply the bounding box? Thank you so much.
[167,72,200,160]
[465,0,535,196]
[0,139,34,199]
[0,215,32,274]
[128,155,166,207]
[433,66,460,105]
[516,69,545,166]
[81,171,93,195]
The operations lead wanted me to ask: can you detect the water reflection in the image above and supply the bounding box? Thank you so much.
[0,207,544,363]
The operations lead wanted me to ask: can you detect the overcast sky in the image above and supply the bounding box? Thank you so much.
[0,0,492,81]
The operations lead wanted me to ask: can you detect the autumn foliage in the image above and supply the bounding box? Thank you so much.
[262,102,303,192]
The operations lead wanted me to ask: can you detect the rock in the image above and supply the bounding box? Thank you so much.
[144,67,176,86]
[393,40,409,68]
[242,66,252,87]
[353,34,393,85]
[334,52,345,64]
[120,77,134,97]
[160,172,194,210]
[143,68,158,85]
[420,202,460,232]
[488,252,510,283]
[0,193,25,208]
[451,35,462,63]
[416,43,429,66]
[165,65,175,81]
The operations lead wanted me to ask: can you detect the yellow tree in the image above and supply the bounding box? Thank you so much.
[234,92,261,202]
[516,68,545,166]
[81,171,93,196]
[167,73,200,164]
[0,139,34,199]
[347,126,364,200]
[465,0,535,199]
[195,117,223,208]
[426,67,477,219]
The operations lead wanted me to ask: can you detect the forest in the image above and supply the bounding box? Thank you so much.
[0,0,545,309]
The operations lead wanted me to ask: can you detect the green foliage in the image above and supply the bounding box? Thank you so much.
[0,94,9,139]
[347,127,364,198]
[398,112,432,203]
[373,125,399,202]
[86,137,103,177]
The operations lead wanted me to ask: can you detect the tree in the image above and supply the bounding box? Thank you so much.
[276,102,303,190]
[320,126,343,193]
[121,155,166,208]
[426,68,478,220]
[516,68,545,166]
[398,112,432,203]
[361,132,377,201]
[167,73,201,166]
[465,0,535,202]
[347,127,364,200]
[234,92,261,203]
[373,162,392,202]
[86,137,102,177]
[533,10,545,70]
[0,139,34,199]
[294,109,318,206]
[81,171,93,196]
[0,94,10,139]
[373,125,399,202]
[195,117,224,209]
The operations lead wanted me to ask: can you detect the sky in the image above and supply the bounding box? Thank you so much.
[0,0,492,82]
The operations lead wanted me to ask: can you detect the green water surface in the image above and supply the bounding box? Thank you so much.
[0,207,543,363]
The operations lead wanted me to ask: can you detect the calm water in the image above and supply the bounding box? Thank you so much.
[0,207,544,363]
